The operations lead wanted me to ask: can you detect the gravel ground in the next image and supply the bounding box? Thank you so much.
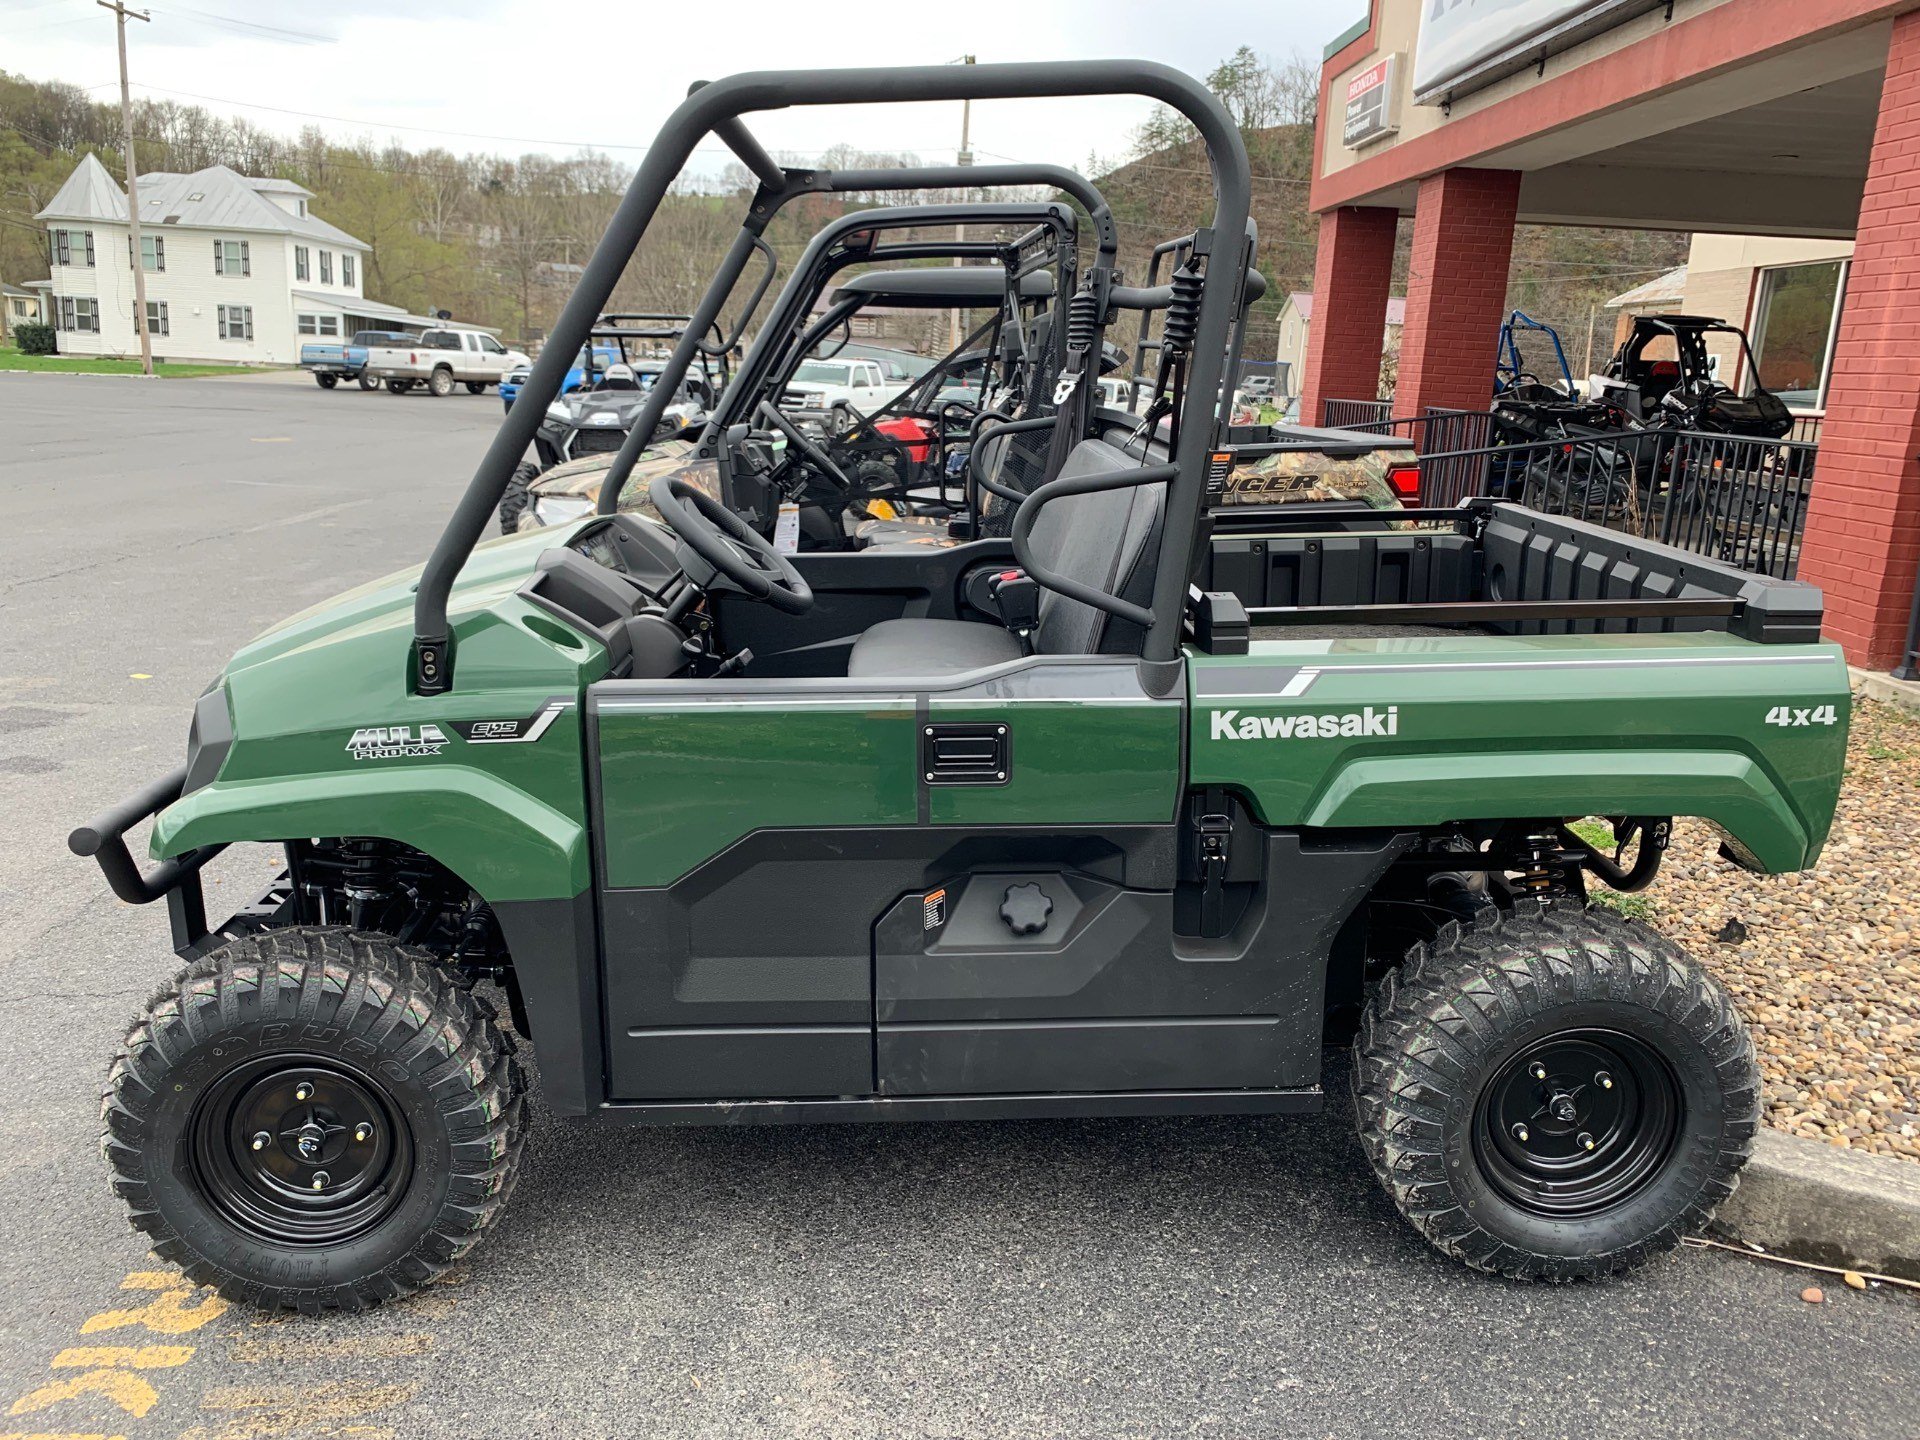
[1637,696,1920,1163]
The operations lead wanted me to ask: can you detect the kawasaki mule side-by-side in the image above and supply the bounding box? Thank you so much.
[78,63,1849,1312]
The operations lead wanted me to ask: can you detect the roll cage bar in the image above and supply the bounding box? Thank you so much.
[598,200,1084,516]
[412,62,1250,694]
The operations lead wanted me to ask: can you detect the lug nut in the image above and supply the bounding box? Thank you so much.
[1578,1132,1596,1152]
[1596,1071,1614,1090]
[250,1131,270,1151]
[353,1123,373,1143]
[311,1171,330,1191]
[1511,1123,1530,1143]
[294,1083,312,1101]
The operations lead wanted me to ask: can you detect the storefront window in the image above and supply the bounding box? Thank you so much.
[1753,261,1846,409]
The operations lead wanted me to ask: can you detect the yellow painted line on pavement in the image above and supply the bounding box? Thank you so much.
[226,1333,435,1364]
[179,1381,414,1440]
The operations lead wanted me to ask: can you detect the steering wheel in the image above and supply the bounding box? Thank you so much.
[755,400,858,490]
[648,475,813,615]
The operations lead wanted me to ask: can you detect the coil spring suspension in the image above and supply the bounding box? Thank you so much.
[1514,832,1570,900]
[1065,284,1100,356]
[1161,262,1204,354]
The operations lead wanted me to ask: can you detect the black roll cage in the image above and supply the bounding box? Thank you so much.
[686,202,1083,505]
[411,62,1250,694]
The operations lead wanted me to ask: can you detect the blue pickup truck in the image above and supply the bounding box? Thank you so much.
[298,330,416,390]
[498,343,628,414]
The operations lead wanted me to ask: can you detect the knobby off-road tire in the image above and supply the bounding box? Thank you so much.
[497,461,541,534]
[1353,901,1757,1281]
[101,928,527,1313]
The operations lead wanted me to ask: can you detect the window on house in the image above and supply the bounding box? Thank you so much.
[146,300,169,337]
[1752,260,1848,410]
[341,253,355,287]
[61,296,99,332]
[319,250,333,284]
[215,239,250,276]
[217,304,254,341]
[295,245,309,281]
[127,233,165,271]
[297,313,340,337]
[51,228,95,267]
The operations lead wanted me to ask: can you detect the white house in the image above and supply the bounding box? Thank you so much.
[33,154,434,365]
[1273,290,1406,401]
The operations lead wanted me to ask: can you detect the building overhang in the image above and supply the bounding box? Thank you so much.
[1314,0,1901,240]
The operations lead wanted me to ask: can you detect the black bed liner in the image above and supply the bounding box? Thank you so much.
[1200,499,1823,646]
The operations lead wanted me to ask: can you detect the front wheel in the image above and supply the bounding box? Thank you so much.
[358,372,378,392]
[1354,901,1757,1281]
[427,368,455,398]
[101,928,526,1312]
[497,461,541,534]
[466,381,487,395]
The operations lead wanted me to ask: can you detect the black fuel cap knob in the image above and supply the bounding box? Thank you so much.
[999,882,1053,936]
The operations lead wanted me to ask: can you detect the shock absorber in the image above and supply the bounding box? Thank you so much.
[1161,261,1204,356]
[1513,831,1570,900]
[1065,282,1100,358]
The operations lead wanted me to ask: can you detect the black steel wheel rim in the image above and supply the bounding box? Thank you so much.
[189,1054,413,1246]
[1472,1028,1682,1218]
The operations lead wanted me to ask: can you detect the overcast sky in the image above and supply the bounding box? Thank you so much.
[4,0,1364,176]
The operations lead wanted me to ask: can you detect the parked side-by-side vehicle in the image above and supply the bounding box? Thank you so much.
[77,62,1847,1314]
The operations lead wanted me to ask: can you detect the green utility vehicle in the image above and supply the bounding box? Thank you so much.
[79,64,1849,1313]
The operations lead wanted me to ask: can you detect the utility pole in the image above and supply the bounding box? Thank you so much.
[950,54,975,354]
[100,0,152,375]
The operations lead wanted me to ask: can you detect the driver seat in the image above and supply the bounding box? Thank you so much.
[845,438,1163,678]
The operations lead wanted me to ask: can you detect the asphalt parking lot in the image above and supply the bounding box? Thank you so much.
[3,370,1919,1439]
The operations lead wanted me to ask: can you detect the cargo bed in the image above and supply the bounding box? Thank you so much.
[1200,498,1822,646]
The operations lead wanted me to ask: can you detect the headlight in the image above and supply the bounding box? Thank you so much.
[545,403,571,423]
[588,412,620,425]
[532,494,593,527]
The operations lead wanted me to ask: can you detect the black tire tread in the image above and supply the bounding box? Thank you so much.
[1352,899,1757,1282]
[101,927,527,1313]
[497,461,540,534]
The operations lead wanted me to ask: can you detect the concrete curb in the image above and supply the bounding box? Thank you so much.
[1711,1129,1920,1281]
[1849,665,1920,714]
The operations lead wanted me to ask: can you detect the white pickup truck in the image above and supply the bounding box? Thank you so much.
[361,328,531,397]
[779,356,911,420]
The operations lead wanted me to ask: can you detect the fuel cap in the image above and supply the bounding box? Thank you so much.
[999,882,1053,936]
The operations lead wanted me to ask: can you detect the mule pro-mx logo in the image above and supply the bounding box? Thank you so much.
[346,723,449,760]
[1210,706,1398,740]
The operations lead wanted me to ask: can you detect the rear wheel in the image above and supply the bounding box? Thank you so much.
[466,381,487,395]
[101,928,526,1312]
[1353,901,1757,1281]
[497,461,541,534]
[427,368,455,398]
[314,372,338,390]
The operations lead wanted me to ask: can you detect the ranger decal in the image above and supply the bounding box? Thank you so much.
[1209,706,1398,741]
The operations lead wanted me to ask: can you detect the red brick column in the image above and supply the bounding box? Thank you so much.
[1394,168,1521,418]
[1298,205,1398,424]
[1797,12,1920,669]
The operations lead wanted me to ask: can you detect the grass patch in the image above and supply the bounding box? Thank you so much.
[0,345,260,378]
[1591,889,1656,922]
